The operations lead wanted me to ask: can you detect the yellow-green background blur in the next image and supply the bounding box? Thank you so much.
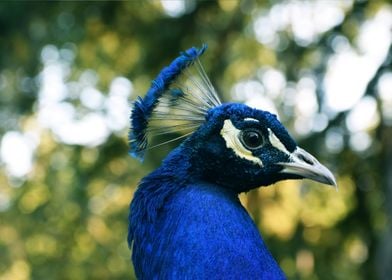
[1,1,392,279]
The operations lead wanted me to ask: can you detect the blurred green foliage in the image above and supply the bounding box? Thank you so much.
[1,1,392,279]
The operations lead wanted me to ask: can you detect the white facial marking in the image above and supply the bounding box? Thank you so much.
[220,120,263,166]
[268,128,290,155]
[244,117,259,122]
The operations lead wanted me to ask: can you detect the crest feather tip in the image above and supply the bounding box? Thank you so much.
[129,44,220,159]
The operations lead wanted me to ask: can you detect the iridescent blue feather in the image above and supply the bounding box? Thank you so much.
[129,45,221,159]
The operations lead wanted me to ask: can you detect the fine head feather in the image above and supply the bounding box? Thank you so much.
[129,45,221,160]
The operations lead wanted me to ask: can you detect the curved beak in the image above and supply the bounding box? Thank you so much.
[278,147,337,188]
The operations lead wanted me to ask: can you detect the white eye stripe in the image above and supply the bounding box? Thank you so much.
[220,120,263,166]
[244,117,259,123]
[268,128,290,155]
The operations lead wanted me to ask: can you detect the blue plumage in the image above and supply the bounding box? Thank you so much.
[128,45,336,279]
[129,45,210,160]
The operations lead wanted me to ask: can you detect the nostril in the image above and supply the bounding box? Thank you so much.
[298,154,313,165]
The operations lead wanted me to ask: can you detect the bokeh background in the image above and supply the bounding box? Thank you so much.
[1,1,392,279]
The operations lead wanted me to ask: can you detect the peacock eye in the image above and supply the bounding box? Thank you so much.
[240,129,264,150]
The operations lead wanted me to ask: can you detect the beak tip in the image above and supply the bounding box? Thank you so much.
[312,174,338,189]
[310,167,338,190]
[323,169,338,190]
[326,177,338,189]
[330,178,338,191]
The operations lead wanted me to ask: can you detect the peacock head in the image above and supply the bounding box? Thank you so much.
[185,102,336,192]
[129,44,336,192]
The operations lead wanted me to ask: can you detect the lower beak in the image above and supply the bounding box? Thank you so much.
[278,147,337,187]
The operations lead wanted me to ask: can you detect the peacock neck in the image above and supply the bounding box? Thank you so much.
[130,180,285,279]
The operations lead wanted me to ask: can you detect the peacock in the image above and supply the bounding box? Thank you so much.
[128,45,336,279]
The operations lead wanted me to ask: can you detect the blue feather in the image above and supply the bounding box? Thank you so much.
[129,44,213,160]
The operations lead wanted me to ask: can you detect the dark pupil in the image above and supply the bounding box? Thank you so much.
[243,131,262,148]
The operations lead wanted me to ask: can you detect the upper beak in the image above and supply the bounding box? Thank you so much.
[278,147,337,187]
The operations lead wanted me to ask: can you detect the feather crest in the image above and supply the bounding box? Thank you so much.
[129,45,221,160]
